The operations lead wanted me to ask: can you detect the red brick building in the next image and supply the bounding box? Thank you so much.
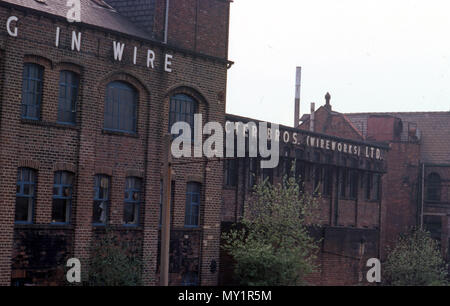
[290,98,449,283]
[0,0,447,287]
[219,95,450,285]
[0,0,231,286]
[220,100,389,285]
[346,112,450,261]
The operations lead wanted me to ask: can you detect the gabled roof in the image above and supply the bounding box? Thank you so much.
[346,112,450,164]
[298,105,365,141]
[1,0,151,40]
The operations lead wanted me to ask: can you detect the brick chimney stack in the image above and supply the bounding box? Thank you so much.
[325,92,332,111]
[105,0,231,59]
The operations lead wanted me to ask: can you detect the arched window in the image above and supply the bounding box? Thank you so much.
[224,158,237,187]
[104,81,137,133]
[52,171,74,224]
[426,173,441,202]
[15,168,36,224]
[58,70,79,124]
[169,94,198,138]
[93,174,110,225]
[123,177,142,226]
[22,63,44,120]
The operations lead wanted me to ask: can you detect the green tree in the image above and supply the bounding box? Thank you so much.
[384,229,448,286]
[88,228,143,286]
[222,171,321,286]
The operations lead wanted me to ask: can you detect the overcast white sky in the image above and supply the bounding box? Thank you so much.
[226,0,450,127]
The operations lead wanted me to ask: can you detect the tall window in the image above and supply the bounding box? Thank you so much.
[93,175,110,225]
[224,158,237,187]
[281,148,292,177]
[323,166,332,196]
[123,177,141,226]
[169,94,198,138]
[313,152,321,194]
[248,158,258,188]
[426,173,441,202]
[295,150,306,183]
[104,81,137,133]
[313,166,322,195]
[424,215,442,243]
[58,71,79,124]
[365,172,372,200]
[185,182,201,228]
[340,169,348,198]
[372,173,381,201]
[21,63,43,120]
[349,170,358,199]
[15,168,36,223]
[52,171,73,224]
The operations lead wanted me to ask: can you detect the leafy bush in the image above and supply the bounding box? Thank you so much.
[384,229,448,286]
[222,171,320,286]
[88,229,143,286]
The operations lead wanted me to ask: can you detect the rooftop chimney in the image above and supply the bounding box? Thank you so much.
[310,102,315,132]
[325,92,331,111]
[294,67,302,128]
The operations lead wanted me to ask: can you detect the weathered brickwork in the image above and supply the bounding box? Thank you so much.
[423,164,450,260]
[299,106,364,141]
[379,142,420,259]
[346,112,450,275]
[220,113,387,285]
[1,1,447,288]
[0,0,230,286]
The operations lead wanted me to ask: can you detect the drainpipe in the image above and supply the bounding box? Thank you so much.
[420,163,425,229]
[164,0,169,44]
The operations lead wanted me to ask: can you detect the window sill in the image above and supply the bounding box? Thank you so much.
[14,223,74,230]
[223,185,237,190]
[94,225,143,231]
[339,197,357,201]
[122,224,141,229]
[21,118,79,130]
[92,223,107,227]
[50,222,70,226]
[102,129,138,138]
[121,226,143,231]
[183,226,202,230]
[363,199,380,203]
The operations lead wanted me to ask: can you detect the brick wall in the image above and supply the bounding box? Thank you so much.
[0,2,228,286]
[379,142,420,259]
[299,107,364,141]
[423,165,450,260]
[219,114,386,285]
[107,0,230,59]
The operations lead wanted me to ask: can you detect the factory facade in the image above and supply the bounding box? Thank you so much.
[0,0,448,287]
[0,0,231,286]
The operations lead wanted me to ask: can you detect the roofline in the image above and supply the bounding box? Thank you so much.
[312,105,365,139]
[345,111,450,116]
[225,113,390,150]
[0,1,234,67]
